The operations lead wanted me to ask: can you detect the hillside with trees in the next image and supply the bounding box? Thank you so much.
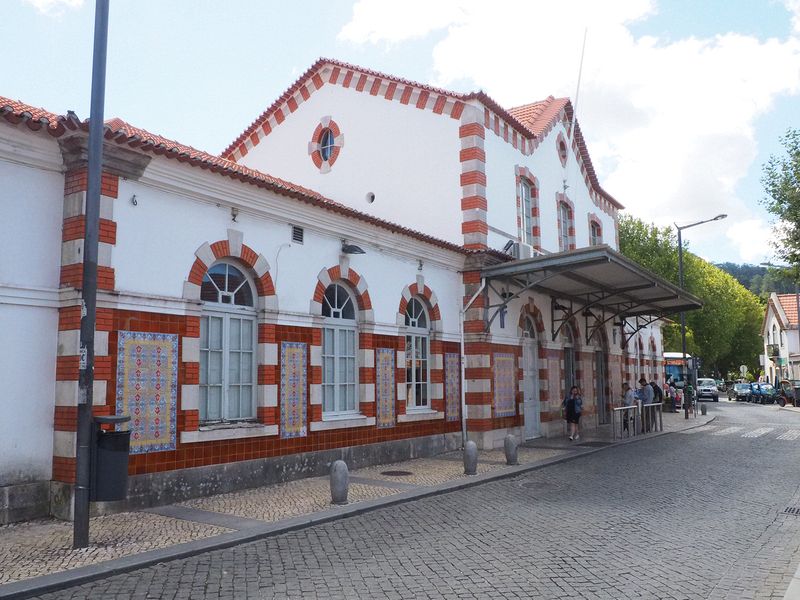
[619,215,764,377]
[714,262,794,298]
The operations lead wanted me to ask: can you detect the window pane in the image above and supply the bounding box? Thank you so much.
[229,351,241,384]
[228,386,240,419]
[346,357,356,384]
[225,265,245,294]
[234,284,253,307]
[209,317,223,350]
[230,318,241,351]
[323,328,334,355]
[323,384,334,413]
[207,386,222,421]
[240,385,252,417]
[200,316,208,348]
[323,356,334,384]
[241,320,253,350]
[199,386,208,421]
[341,296,355,320]
[200,352,208,385]
[207,264,227,293]
[241,352,252,384]
[323,286,337,317]
[209,350,223,384]
[200,281,219,303]
[347,384,356,411]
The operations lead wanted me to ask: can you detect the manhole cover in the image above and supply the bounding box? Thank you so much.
[380,470,413,477]
[785,507,800,515]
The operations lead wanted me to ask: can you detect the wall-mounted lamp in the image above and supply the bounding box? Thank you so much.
[341,240,366,255]
[231,207,239,222]
[502,239,514,254]
[417,259,423,271]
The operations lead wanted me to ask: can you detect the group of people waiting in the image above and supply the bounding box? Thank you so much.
[561,377,680,440]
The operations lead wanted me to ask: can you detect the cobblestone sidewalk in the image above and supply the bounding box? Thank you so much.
[0,410,710,591]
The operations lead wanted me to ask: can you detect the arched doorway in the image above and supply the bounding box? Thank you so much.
[594,328,610,425]
[521,316,540,439]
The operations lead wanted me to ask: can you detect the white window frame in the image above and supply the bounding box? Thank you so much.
[590,221,602,246]
[405,298,431,411]
[199,261,257,424]
[520,179,532,245]
[322,283,359,417]
[559,202,571,251]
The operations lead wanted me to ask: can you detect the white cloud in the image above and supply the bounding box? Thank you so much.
[725,219,773,263]
[24,0,83,16]
[339,0,800,264]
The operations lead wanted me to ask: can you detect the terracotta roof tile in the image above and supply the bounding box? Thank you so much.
[0,96,67,136]
[777,294,799,325]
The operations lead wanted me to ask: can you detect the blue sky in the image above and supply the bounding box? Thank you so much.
[2,0,799,266]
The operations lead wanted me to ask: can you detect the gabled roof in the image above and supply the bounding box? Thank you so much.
[222,58,622,210]
[0,96,470,256]
[508,97,571,137]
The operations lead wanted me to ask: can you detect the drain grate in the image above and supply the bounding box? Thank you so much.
[380,470,413,477]
[785,507,800,515]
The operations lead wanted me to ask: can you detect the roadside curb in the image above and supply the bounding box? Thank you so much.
[0,415,716,599]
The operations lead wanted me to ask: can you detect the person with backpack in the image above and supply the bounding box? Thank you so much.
[562,385,583,441]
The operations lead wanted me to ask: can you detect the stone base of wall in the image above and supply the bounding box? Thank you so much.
[0,481,51,525]
[49,432,462,520]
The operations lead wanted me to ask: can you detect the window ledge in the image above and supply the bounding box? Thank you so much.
[180,423,278,443]
[397,410,444,423]
[310,415,376,431]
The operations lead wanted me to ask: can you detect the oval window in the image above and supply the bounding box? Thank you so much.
[319,128,334,161]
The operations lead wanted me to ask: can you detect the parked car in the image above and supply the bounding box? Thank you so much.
[696,378,719,402]
[716,379,726,392]
[751,383,778,405]
[778,380,800,407]
[730,383,752,402]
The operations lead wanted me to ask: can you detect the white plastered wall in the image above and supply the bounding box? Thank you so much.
[483,121,618,253]
[235,84,464,247]
[0,125,63,485]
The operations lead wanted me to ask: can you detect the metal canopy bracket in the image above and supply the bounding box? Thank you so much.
[551,297,576,341]
[620,314,663,347]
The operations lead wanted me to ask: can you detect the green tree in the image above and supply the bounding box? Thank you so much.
[762,128,800,270]
[618,215,764,376]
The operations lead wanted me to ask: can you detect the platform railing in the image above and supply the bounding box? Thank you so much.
[642,402,663,433]
[611,405,639,439]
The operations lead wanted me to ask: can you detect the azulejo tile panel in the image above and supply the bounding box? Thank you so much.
[493,352,516,418]
[116,331,178,454]
[376,347,395,428]
[281,341,307,438]
[445,352,460,422]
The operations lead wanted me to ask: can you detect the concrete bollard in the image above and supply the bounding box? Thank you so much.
[700,403,707,416]
[504,434,519,465]
[330,459,349,505]
[463,440,478,475]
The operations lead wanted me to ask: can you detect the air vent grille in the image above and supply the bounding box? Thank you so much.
[291,225,304,244]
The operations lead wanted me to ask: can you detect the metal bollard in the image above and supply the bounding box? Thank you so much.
[464,440,478,475]
[504,434,519,465]
[700,403,707,416]
[330,459,349,505]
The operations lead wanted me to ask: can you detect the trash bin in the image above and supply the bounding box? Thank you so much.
[90,414,131,502]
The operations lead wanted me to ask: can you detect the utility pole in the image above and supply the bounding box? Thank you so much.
[73,0,110,549]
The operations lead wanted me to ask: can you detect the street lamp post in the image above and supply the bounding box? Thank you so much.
[675,214,727,419]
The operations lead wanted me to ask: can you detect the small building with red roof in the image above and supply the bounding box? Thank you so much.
[763,292,800,383]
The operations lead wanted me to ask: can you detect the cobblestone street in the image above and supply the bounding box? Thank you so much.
[21,402,800,599]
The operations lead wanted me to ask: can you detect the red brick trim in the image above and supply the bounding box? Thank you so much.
[556,193,576,251]
[313,266,372,311]
[556,131,568,167]
[308,118,343,173]
[185,239,276,300]
[588,212,603,246]
[515,166,541,252]
[398,283,442,330]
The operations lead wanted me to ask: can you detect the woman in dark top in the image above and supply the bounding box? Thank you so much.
[562,385,583,441]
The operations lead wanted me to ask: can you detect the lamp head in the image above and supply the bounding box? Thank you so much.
[714,214,727,221]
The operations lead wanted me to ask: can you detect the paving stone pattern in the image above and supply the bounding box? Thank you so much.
[179,477,398,522]
[31,403,800,599]
[0,513,228,585]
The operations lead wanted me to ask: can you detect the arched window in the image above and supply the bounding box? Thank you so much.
[520,179,533,245]
[590,221,602,246]
[405,298,430,410]
[199,262,256,423]
[773,324,778,345]
[558,201,572,251]
[322,283,358,415]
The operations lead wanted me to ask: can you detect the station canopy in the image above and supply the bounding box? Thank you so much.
[480,245,703,344]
